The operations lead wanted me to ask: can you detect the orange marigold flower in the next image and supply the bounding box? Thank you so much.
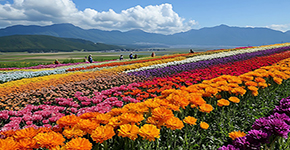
[183,116,197,125]
[245,81,258,86]
[120,113,144,124]
[91,125,115,144]
[0,129,17,138]
[199,104,213,113]
[139,124,160,141]
[33,131,65,149]
[18,138,37,149]
[231,87,247,96]
[77,119,99,134]
[79,112,99,119]
[255,77,266,83]
[107,108,126,117]
[189,95,206,107]
[151,106,174,121]
[165,117,184,130]
[57,114,80,128]
[228,96,240,103]
[252,90,259,96]
[64,137,92,150]
[94,113,111,125]
[146,117,164,128]
[200,121,209,130]
[273,77,283,85]
[63,126,86,139]
[247,86,258,91]
[118,124,139,140]
[229,131,246,140]
[0,137,20,150]
[13,127,38,141]
[108,116,124,128]
[217,99,230,107]
[205,86,219,95]
[228,83,239,88]
[258,82,268,88]
[143,99,160,109]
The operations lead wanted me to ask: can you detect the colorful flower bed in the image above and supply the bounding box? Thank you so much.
[0,43,290,149]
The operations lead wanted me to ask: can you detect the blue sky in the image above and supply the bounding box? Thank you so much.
[0,0,289,34]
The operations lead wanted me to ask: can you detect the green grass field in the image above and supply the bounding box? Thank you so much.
[0,48,211,68]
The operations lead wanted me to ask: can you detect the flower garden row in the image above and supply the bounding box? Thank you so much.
[0,43,290,149]
[1,43,290,111]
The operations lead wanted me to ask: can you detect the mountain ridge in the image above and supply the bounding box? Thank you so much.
[1,23,290,47]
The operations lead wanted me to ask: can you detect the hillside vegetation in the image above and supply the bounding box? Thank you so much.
[0,35,122,52]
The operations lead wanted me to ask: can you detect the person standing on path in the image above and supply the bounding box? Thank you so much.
[88,54,93,63]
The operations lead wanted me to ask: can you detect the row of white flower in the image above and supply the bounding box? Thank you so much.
[0,61,114,83]
[123,43,290,73]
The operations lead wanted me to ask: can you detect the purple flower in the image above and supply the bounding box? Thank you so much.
[268,118,289,139]
[218,144,240,150]
[246,130,270,144]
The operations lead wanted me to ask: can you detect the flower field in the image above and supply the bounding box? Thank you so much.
[1,43,290,149]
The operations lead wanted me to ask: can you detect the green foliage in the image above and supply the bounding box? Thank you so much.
[0,62,48,68]
[0,35,122,52]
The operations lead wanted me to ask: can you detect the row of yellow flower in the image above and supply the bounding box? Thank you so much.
[1,54,290,149]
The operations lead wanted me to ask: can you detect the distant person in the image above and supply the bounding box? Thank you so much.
[190,49,194,53]
[134,54,138,59]
[151,52,155,57]
[119,55,123,60]
[88,54,93,63]
[84,56,88,62]
[54,59,60,64]
[129,53,133,59]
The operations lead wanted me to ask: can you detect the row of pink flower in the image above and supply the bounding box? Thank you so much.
[0,84,141,131]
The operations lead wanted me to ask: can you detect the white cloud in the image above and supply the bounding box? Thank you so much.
[0,1,197,34]
[266,24,290,32]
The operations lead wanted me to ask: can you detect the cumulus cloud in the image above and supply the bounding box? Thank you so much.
[0,0,197,34]
[266,24,290,32]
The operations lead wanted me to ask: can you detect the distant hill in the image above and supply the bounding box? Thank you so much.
[0,35,122,52]
[0,23,290,47]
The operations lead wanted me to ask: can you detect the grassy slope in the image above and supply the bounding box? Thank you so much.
[0,35,122,52]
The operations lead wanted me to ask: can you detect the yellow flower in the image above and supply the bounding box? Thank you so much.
[139,124,160,141]
[118,124,139,140]
[200,122,209,129]
[183,116,197,125]
[229,131,246,140]
[64,137,92,150]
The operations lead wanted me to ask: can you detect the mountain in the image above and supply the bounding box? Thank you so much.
[0,23,290,47]
[0,35,122,52]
